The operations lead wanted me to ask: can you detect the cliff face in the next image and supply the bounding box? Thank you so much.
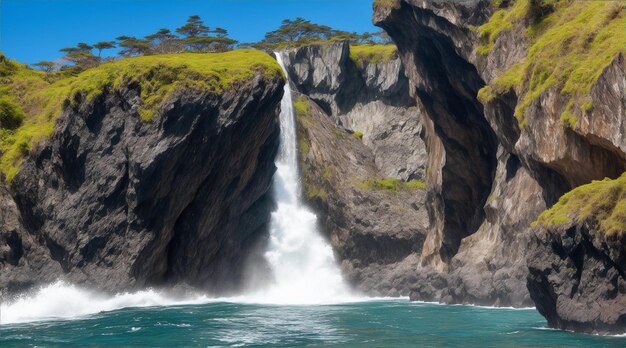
[281,42,431,296]
[374,0,626,331]
[0,55,284,295]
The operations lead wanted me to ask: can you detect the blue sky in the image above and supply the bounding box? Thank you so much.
[0,0,379,64]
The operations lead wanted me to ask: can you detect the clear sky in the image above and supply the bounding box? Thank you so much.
[0,0,379,64]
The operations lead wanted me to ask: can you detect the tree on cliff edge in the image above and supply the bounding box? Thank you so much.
[176,15,210,38]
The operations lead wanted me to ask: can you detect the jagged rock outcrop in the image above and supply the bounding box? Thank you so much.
[528,223,626,335]
[294,94,429,296]
[374,0,626,331]
[281,41,426,182]
[0,67,284,296]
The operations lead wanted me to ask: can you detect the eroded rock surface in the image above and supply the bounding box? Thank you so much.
[528,223,626,335]
[0,72,283,295]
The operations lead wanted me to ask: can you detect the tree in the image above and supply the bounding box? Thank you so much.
[31,61,56,73]
[116,36,151,56]
[93,41,116,57]
[176,15,209,38]
[63,51,99,68]
[59,43,99,67]
[59,46,80,54]
[145,28,181,54]
[76,42,93,52]
[257,18,346,49]
[182,36,237,52]
[212,27,228,38]
[146,28,176,42]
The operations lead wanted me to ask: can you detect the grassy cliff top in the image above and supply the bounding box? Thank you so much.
[534,174,626,236]
[477,0,626,127]
[349,44,398,68]
[0,49,282,182]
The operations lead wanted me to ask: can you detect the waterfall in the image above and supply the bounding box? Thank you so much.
[254,53,354,304]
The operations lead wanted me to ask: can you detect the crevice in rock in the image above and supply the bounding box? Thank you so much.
[377,3,499,263]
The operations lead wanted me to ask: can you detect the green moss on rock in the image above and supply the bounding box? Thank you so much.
[0,96,26,130]
[0,50,282,182]
[359,177,426,192]
[477,0,626,127]
[534,173,626,236]
[350,44,398,68]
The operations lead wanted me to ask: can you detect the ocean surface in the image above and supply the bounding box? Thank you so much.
[2,297,626,347]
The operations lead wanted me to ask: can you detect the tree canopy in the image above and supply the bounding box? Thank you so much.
[176,15,210,38]
[249,17,392,50]
[39,14,391,74]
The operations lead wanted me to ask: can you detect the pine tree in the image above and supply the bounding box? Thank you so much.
[176,15,209,38]
[93,41,116,57]
[31,61,56,73]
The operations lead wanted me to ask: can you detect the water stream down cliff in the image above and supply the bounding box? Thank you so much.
[255,53,354,304]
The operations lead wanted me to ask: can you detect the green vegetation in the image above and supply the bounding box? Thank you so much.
[248,17,392,51]
[349,44,398,68]
[294,96,313,158]
[559,101,578,128]
[305,185,328,201]
[359,177,426,192]
[476,0,626,127]
[373,0,401,11]
[0,50,281,182]
[534,173,626,236]
[294,95,312,119]
[476,0,530,55]
[353,131,364,139]
[293,96,329,202]
[0,96,26,130]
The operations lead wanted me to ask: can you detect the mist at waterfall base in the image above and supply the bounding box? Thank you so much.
[1,54,626,346]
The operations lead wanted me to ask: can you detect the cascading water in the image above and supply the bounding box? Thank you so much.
[253,53,354,304]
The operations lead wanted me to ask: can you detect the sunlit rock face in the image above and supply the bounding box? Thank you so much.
[375,0,626,331]
[0,72,284,295]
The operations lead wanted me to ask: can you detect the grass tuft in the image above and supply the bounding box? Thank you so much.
[349,44,398,68]
[477,1,626,127]
[359,177,426,191]
[534,173,626,236]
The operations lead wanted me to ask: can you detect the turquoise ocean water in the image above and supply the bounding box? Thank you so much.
[2,299,625,347]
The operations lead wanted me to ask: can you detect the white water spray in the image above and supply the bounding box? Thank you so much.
[250,53,355,304]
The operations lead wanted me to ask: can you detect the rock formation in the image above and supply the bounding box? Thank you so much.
[373,0,626,331]
[0,52,284,295]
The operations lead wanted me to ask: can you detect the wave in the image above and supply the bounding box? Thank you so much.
[0,282,212,325]
[409,299,535,310]
[0,281,381,325]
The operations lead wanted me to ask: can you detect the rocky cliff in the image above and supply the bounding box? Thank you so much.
[373,0,626,332]
[280,42,431,296]
[0,51,284,295]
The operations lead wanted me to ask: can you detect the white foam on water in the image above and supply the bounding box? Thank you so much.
[0,281,213,325]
